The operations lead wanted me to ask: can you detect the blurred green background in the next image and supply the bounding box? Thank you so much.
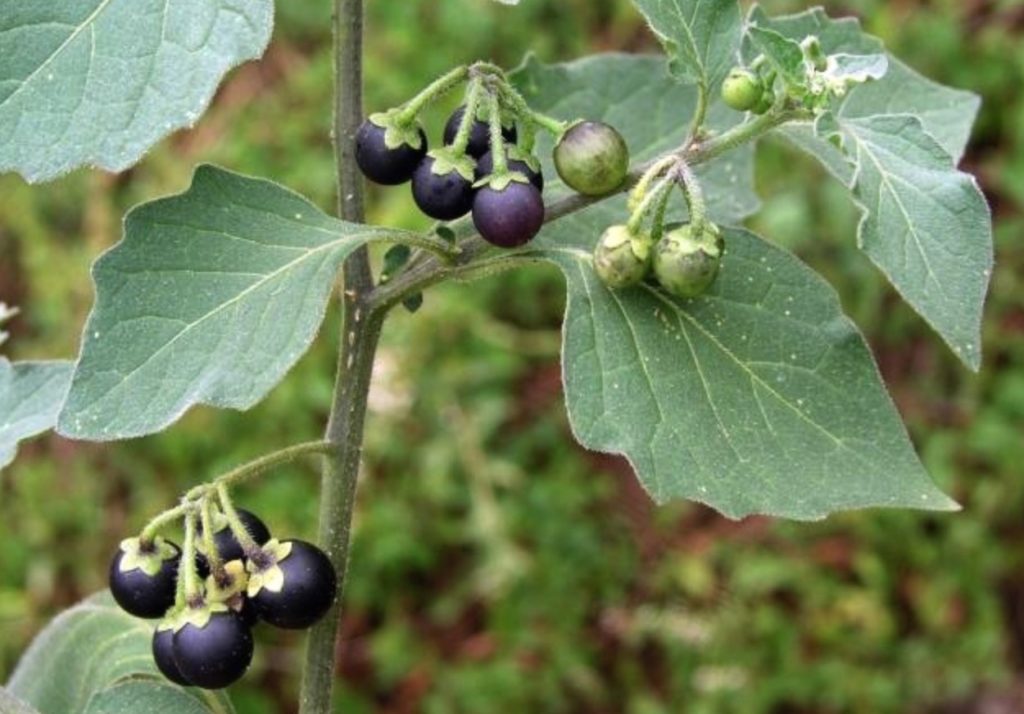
[1,0,1023,712]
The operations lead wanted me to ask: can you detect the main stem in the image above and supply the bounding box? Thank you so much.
[298,0,378,711]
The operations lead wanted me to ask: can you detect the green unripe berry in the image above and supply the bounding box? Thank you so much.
[722,69,763,112]
[553,121,630,196]
[653,223,724,299]
[593,225,651,289]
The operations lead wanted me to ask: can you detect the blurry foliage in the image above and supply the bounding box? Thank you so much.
[1,0,1023,712]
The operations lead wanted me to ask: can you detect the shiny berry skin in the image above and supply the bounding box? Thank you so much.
[593,225,651,289]
[443,106,517,158]
[109,542,180,619]
[251,540,337,630]
[152,627,191,686]
[653,223,724,299]
[172,611,254,689]
[553,121,629,196]
[472,181,545,248]
[200,509,270,564]
[721,68,764,112]
[411,157,476,221]
[355,119,427,185]
[476,150,543,191]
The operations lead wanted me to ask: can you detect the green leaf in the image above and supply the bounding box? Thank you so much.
[6,593,233,714]
[0,359,72,470]
[629,0,743,89]
[747,25,806,89]
[0,688,40,714]
[533,205,955,519]
[748,6,990,370]
[0,0,273,183]
[512,53,758,224]
[58,165,412,440]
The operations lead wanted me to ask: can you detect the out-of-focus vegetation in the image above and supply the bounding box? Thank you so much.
[1,1,1022,712]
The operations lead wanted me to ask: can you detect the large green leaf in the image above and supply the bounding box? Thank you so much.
[6,593,233,714]
[534,205,955,519]
[629,0,742,89]
[513,53,758,224]
[58,165,412,441]
[0,689,40,714]
[747,5,990,370]
[0,359,73,470]
[0,0,273,183]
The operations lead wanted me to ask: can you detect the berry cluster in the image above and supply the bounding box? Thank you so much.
[355,63,630,249]
[593,159,724,299]
[109,500,336,690]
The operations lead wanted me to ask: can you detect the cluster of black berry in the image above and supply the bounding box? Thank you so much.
[355,64,630,249]
[109,505,336,689]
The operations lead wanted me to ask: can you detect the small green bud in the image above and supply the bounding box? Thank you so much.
[594,225,651,289]
[721,68,764,112]
[653,223,724,299]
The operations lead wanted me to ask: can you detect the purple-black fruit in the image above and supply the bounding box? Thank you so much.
[152,626,191,686]
[249,540,337,630]
[355,119,427,185]
[443,106,517,158]
[411,156,476,221]
[475,149,543,191]
[109,539,181,619]
[172,610,254,689]
[472,180,545,248]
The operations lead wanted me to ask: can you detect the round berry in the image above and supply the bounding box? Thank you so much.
[249,540,337,630]
[476,149,543,191]
[109,539,181,619]
[593,225,651,289]
[411,156,476,221]
[355,118,427,185]
[443,106,517,158]
[721,68,764,112]
[553,121,629,196]
[653,223,725,299]
[173,610,254,689]
[200,509,270,565]
[152,626,191,687]
[472,180,545,248]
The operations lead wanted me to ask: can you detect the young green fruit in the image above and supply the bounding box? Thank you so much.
[653,223,725,299]
[553,121,629,196]
[722,68,764,112]
[593,225,651,289]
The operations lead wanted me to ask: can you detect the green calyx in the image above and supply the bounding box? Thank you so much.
[473,171,531,191]
[205,559,248,602]
[505,144,542,173]
[177,601,229,631]
[368,111,425,151]
[594,225,653,290]
[245,539,293,597]
[653,223,725,299]
[427,148,476,182]
[722,68,764,112]
[118,536,177,577]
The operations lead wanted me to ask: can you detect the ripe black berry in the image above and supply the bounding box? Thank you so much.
[476,150,543,191]
[200,509,270,564]
[249,540,337,630]
[411,156,476,221]
[443,106,517,158]
[152,626,191,686]
[472,180,545,248]
[109,539,181,619]
[173,610,254,689]
[355,119,427,185]
[553,121,630,196]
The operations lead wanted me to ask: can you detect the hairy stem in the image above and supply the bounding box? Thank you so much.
[687,82,708,144]
[298,0,377,710]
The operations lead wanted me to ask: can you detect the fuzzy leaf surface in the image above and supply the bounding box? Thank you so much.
[0,359,72,470]
[0,0,273,182]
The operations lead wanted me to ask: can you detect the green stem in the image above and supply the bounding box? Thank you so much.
[496,82,566,136]
[487,91,508,175]
[674,160,707,230]
[687,82,708,144]
[451,78,483,155]
[627,155,678,213]
[216,482,260,556]
[299,0,378,709]
[140,504,189,546]
[182,510,202,604]
[396,65,468,125]
[214,441,334,489]
[627,175,675,235]
[199,497,227,581]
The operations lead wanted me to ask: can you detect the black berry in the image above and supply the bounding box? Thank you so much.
[472,180,545,248]
[200,509,271,564]
[411,156,476,221]
[251,540,337,630]
[443,106,517,158]
[109,541,181,619]
[355,119,427,185]
[476,149,543,191]
[152,627,191,686]
[172,610,254,689]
